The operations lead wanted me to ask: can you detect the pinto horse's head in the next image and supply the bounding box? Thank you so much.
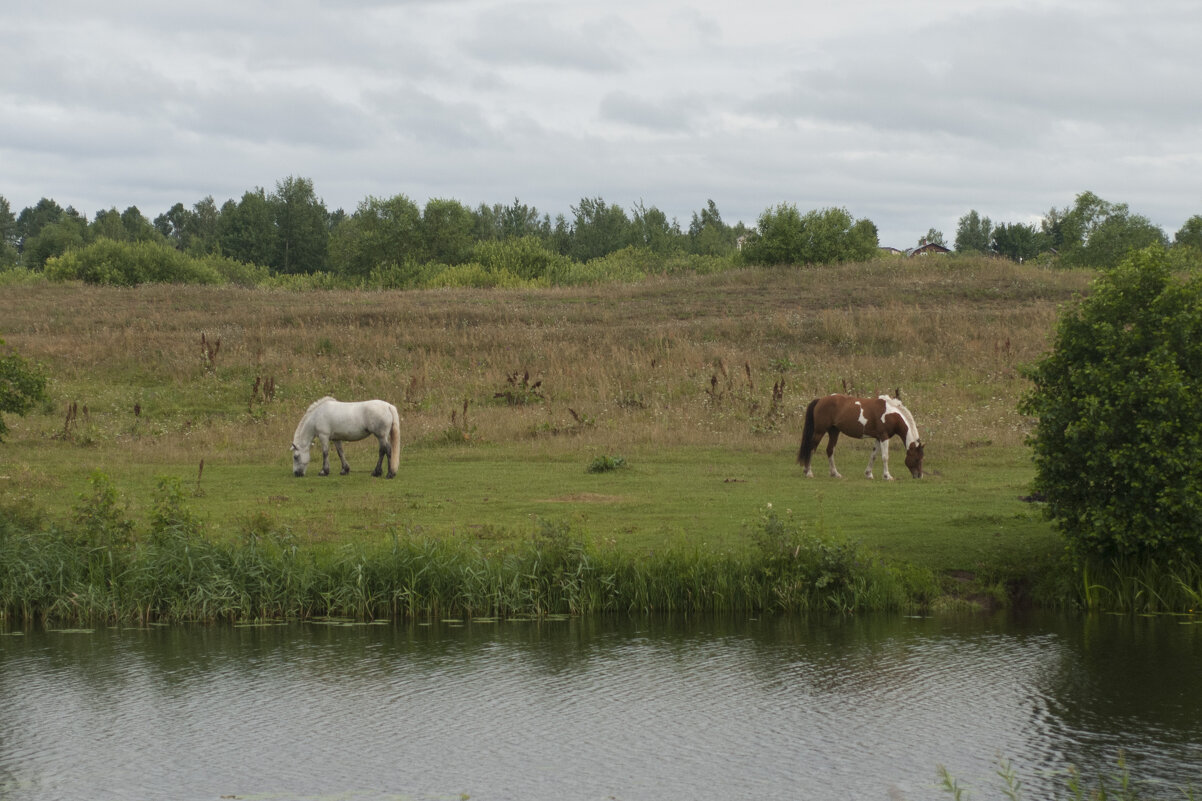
[905,441,925,478]
[291,443,311,477]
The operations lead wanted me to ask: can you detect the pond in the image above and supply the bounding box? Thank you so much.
[1,612,1200,801]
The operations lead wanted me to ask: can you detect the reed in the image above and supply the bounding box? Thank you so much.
[1072,555,1202,614]
[0,493,942,624]
[939,754,1199,800]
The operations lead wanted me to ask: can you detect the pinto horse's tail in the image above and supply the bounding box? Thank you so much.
[388,405,401,476]
[798,398,819,466]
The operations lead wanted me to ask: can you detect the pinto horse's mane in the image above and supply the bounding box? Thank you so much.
[879,394,921,447]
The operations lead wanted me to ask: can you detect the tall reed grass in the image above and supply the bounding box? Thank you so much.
[939,754,1198,800]
[0,486,939,624]
[1073,555,1202,614]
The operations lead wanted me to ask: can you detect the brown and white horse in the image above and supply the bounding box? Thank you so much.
[798,393,924,479]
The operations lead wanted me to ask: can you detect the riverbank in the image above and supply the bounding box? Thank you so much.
[4,257,1190,620]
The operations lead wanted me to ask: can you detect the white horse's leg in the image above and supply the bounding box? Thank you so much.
[335,441,350,475]
[880,438,894,480]
[318,435,332,476]
[371,435,387,477]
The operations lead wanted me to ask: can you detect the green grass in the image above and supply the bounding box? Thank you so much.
[0,434,1061,581]
[0,256,1107,619]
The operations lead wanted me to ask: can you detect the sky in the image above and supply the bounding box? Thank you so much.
[3,0,1200,249]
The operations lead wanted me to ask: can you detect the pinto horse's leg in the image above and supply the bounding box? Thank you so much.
[802,433,820,478]
[866,440,879,479]
[826,429,843,478]
[334,441,351,475]
[880,438,894,480]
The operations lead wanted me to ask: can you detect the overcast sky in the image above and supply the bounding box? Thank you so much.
[3,1,1200,248]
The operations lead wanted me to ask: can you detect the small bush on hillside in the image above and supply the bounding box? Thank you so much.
[586,454,627,473]
[0,338,48,442]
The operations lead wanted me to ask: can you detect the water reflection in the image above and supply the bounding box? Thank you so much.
[0,613,1199,801]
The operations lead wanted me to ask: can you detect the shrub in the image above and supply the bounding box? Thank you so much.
[559,246,652,285]
[0,338,47,442]
[471,235,570,282]
[45,238,224,285]
[423,262,534,289]
[1020,245,1202,559]
[586,454,627,473]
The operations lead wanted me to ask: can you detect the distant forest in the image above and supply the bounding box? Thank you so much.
[2,178,1199,288]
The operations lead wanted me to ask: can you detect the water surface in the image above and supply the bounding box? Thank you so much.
[2,612,1200,800]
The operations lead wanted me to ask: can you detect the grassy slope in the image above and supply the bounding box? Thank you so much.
[0,257,1092,585]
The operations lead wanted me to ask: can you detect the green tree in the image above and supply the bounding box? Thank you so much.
[1173,215,1202,251]
[743,205,878,266]
[1055,190,1166,268]
[15,198,66,245]
[120,206,159,243]
[992,222,1050,262]
[269,175,329,274]
[22,214,87,269]
[154,203,192,248]
[186,197,222,256]
[1019,245,1202,559]
[328,194,423,279]
[688,199,735,256]
[219,189,277,267]
[954,210,992,253]
[0,338,48,442]
[569,197,631,262]
[422,198,475,265]
[0,196,17,268]
[90,208,128,242]
[918,228,945,248]
[631,201,682,255]
[474,198,550,242]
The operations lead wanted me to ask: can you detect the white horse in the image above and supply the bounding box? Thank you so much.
[290,396,401,478]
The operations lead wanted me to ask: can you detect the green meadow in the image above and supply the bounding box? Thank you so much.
[0,257,1101,619]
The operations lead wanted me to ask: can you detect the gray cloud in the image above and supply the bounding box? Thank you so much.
[2,0,1200,248]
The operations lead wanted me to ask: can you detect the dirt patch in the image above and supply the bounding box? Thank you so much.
[539,493,625,504]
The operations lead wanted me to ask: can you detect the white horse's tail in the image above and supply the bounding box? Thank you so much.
[388,405,401,475]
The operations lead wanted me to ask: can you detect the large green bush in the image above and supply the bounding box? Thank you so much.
[1020,246,1202,559]
[45,238,224,285]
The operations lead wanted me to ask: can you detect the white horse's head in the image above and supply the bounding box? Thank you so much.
[291,442,311,477]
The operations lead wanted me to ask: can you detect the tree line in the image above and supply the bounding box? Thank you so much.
[950,190,1202,268]
[2,177,1200,287]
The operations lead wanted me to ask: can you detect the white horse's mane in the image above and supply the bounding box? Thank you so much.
[293,396,338,444]
[302,395,338,418]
